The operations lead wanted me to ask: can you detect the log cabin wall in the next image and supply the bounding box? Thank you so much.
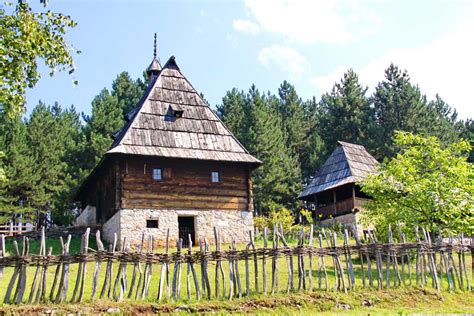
[81,158,118,224]
[120,156,250,212]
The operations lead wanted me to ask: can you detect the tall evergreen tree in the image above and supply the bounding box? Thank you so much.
[247,87,302,213]
[26,102,82,224]
[0,114,36,222]
[301,97,325,180]
[81,88,122,170]
[277,81,308,165]
[111,72,145,117]
[217,88,252,147]
[371,64,427,158]
[319,69,374,160]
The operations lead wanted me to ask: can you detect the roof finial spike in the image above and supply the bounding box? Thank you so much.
[153,33,157,59]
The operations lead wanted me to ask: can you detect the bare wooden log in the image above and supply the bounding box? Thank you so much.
[141,235,153,299]
[187,234,200,301]
[198,238,211,300]
[228,239,235,300]
[213,227,226,298]
[4,240,21,303]
[332,232,347,293]
[56,234,71,303]
[71,232,85,302]
[308,225,314,292]
[100,233,116,299]
[172,238,183,301]
[0,234,5,284]
[318,233,328,291]
[78,227,91,302]
[28,227,45,304]
[343,229,355,290]
[50,237,64,302]
[91,230,105,300]
[158,229,170,301]
[244,241,251,297]
[460,233,471,291]
[14,237,29,304]
[277,225,294,293]
[204,239,212,298]
[271,225,279,295]
[262,227,268,295]
[128,232,144,299]
[250,230,259,293]
[297,226,306,291]
[352,225,365,288]
[37,247,52,304]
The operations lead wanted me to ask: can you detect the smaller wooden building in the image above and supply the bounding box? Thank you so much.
[298,141,378,227]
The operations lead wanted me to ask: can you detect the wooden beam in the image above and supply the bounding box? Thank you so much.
[352,185,356,211]
[333,190,337,215]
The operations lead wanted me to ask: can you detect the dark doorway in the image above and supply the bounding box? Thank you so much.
[178,216,195,247]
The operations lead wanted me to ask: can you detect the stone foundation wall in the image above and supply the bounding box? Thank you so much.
[318,212,365,233]
[74,205,96,227]
[102,208,254,247]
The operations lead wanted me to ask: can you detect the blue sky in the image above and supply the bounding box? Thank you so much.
[26,0,474,119]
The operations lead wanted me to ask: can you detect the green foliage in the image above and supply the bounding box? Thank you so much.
[360,132,474,236]
[319,69,375,161]
[0,103,83,224]
[0,1,79,116]
[80,73,145,171]
[218,86,302,213]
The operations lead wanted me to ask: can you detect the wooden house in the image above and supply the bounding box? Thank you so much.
[298,141,378,227]
[75,39,261,245]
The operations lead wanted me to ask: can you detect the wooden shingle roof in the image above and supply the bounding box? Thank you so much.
[299,141,378,199]
[108,56,261,165]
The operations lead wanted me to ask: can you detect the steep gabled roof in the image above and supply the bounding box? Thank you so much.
[298,141,378,199]
[108,56,261,165]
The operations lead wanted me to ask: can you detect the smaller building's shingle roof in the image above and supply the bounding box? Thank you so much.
[298,141,378,199]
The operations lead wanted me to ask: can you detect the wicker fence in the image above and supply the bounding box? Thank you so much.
[0,224,472,305]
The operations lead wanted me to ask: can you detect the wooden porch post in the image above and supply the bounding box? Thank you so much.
[352,185,356,210]
[333,190,337,216]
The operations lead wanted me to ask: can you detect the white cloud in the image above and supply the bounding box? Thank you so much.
[311,17,474,119]
[310,65,349,95]
[258,45,309,80]
[236,0,380,44]
[233,19,260,35]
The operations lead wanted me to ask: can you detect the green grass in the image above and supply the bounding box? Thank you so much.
[0,234,472,314]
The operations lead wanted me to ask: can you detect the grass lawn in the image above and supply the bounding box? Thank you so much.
[0,234,472,314]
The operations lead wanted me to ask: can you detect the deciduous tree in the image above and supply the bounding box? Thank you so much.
[360,132,473,236]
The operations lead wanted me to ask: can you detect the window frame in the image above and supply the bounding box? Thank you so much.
[211,171,221,183]
[152,168,163,181]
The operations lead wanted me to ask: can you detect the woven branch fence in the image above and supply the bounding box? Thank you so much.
[0,224,472,305]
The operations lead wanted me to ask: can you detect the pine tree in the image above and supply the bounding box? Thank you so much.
[217,88,252,147]
[111,72,145,117]
[371,64,427,158]
[319,69,374,160]
[277,81,308,165]
[0,114,36,222]
[301,97,325,180]
[424,95,464,144]
[81,88,122,170]
[26,102,82,224]
[248,87,302,213]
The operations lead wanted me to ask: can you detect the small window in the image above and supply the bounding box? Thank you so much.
[146,219,159,228]
[211,171,220,183]
[152,168,162,180]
